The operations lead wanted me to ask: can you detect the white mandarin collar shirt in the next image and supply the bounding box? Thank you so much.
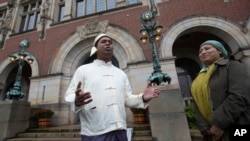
[65,59,147,136]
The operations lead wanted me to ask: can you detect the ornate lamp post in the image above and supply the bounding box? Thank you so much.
[140,11,171,85]
[6,39,33,100]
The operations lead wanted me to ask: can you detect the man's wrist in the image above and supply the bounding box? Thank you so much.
[75,100,81,107]
[142,95,149,103]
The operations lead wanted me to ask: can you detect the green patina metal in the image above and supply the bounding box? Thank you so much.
[6,39,33,100]
[140,11,171,85]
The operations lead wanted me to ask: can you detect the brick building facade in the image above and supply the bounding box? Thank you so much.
[0,0,249,128]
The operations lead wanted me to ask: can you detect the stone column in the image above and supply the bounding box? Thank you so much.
[234,48,250,78]
[149,85,191,141]
[0,100,30,141]
[0,83,4,99]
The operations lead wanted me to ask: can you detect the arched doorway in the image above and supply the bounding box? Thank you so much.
[175,58,200,105]
[173,31,232,106]
[3,61,32,101]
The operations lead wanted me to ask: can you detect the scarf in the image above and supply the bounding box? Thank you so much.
[191,63,215,124]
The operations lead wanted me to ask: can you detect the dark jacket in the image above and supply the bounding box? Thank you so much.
[193,59,250,140]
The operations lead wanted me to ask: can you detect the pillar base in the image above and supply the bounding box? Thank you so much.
[149,86,191,141]
[0,100,30,141]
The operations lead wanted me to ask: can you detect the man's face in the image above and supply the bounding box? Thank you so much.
[96,36,113,61]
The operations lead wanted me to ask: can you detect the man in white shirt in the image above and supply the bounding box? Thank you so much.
[65,33,161,141]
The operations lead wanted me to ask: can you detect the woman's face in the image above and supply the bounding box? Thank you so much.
[199,44,221,65]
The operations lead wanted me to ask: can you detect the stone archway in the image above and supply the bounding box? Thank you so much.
[0,55,39,100]
[48,19,146,125]
[158,15,250,108]
[49,19,145,75]
[0,55,39,78]
[160,15,250,59]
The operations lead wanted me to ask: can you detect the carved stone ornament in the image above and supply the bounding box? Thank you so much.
[7,0,15,8]
[41,0,50,18]
[76,19,109,39]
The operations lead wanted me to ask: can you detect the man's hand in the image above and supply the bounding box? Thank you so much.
[75,81,92,106]
[142,82,162,102]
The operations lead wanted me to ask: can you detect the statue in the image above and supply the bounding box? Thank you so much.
[41,0,50,18]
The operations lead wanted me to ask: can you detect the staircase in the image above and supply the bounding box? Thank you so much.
[6,123,153,141]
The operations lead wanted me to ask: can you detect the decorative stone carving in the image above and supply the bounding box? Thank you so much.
[39,0,51,39]
[149,0,158,15]
[1,9,13,31]
[7,0,15,8]
[41,0,50,18]
[0,8,14,48]
[76,19,109,39]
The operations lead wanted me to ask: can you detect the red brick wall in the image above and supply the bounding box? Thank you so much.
[0,0,6,4]
[157,0,249,27]
[0,0,249,75]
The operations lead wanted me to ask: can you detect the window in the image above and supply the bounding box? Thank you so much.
[0,11,6,21]
[58,1,65,21]
[59,5,65,21]
[27,14,35,30]
[76,0,84,17]
[107,0,116,9]
[19,0,42,32]
[76,0,117,17]
[128,0,138,5]
[96,0,105,12]
[224,0,234,2]
[86,0,94,15]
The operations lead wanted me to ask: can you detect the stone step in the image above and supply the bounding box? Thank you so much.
[130,124,151,130]
[25,124,150,133]
[133,130,151,136]
[7,138,81,141]
[15,130,151,139]
[16,132,81,138]
[133,136,153,141]
[26,125,81,133]
[6,123,153,141]
[7,137,153,141]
